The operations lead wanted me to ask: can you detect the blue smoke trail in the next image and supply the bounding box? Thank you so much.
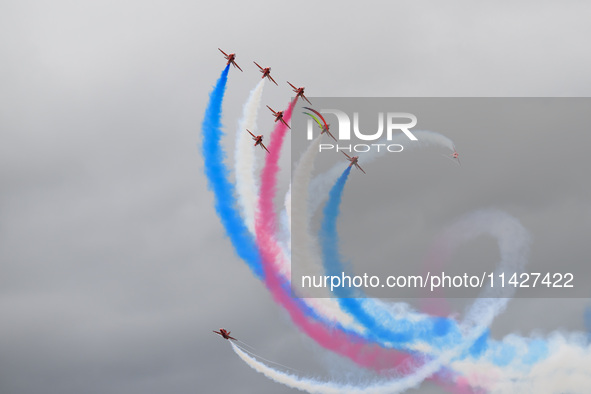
[319,166,461,350]
[201,64,263,278]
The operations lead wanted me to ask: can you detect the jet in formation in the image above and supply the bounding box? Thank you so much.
[218,48,242,71]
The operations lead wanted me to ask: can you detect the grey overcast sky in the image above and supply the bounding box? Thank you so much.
[1,1,591,393]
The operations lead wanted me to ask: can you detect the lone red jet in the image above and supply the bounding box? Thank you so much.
[267,105,291,129]
[213,328,237,341]
[342,151,366,174]
[253,62,278,85]
[442,145,461,166]
[303,107,337,141]
[246,129,270,153]
[218,48,242,71]
[287,82,311,104]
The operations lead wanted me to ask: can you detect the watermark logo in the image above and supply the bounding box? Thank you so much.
[303,108,418,153]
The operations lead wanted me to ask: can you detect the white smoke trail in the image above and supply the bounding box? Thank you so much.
[484,335,591,393]
[231,318,492,394]
[451,210,530,330]
[234,342,302,374]
[357,209,531,353]
[235,79,266,234]
[448,332,591,393]
[286,134,322,281]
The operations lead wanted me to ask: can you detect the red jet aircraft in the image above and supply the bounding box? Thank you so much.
[218,48,243,71]
[342,151,366,174]
[254,62,278,85]
[213,328,237,341]
[442,145,461,166]
[287,82,311,104]
[267,105,291,129]
[303,106,337,141]
[246,129,270,153]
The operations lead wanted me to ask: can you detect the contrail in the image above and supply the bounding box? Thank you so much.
[200,64,263,278]
[234,79,266,235]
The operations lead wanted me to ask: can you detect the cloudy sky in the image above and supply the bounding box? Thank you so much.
[1,1,591,393]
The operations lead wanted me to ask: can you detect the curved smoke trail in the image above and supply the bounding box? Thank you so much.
[231,323,494,394]
[234,332,591,394]
[201,65,263,278]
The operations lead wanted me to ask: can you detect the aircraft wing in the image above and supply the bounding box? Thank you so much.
[218,48,228,57]
[234,62,243,72]
[342,151,352,160]
[260,142,270,154]
[253,61,262,70]
[301,94,312,105]
[326,130,337,142]
[287,81,297,90]
[280,118,291,129]
[452,145,460,166]
[246,129,256,138]
[356,163,366,174]
[268,75,278,86]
